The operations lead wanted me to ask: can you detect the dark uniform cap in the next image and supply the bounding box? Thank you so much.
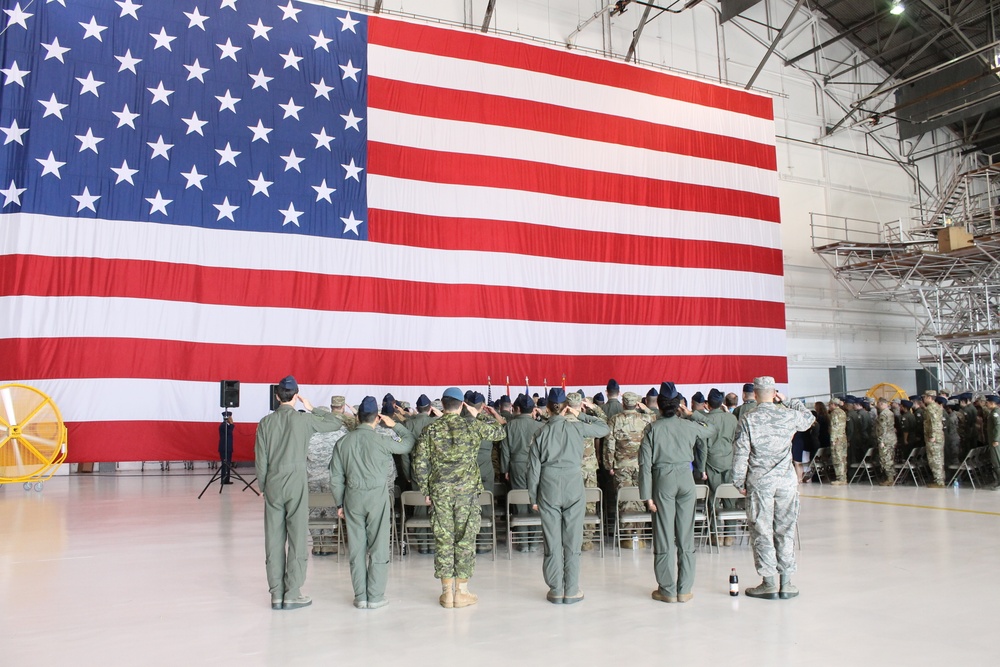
[537,397,548,407]
[908,395,920,402]
[278,375,298,392]
[576,389,586,400]
[707,388,724,404]
[499,395,512,406]
[359,396,378,414]
[646,387,659,398]
[594,392,605,403]
[742,383,754,393]
[547,387,567,404]
[464,390,476,403]
[659,382,678,400]
[383,393,396,404]
[988,395,1000,404]
[692,391,705,404]
[471,392,486,405]
[622,391,641,406]
[442,387,464,402]
[416,394,431,408]
[517,395,535,411]
[607,379,619,392]
[935,396,947,405]
[901,400,913,408]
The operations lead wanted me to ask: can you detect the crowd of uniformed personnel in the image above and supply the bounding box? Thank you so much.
[259,375,1000,611]
[820,390,1000,488]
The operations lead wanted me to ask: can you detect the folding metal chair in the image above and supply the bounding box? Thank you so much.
[894,447,925,486]
[583,487,604,557]
[693,484,713,552]
[948,447,979,488]
[506,489,543,558]
[849,447,877,485]
[613,486,653,555]
[307,492,343,562]
[712,484,749,547]
[810,447,833,484]
[475,490,497,561]
[400,490,434,555]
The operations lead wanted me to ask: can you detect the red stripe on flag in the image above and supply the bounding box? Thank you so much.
[368,210,783,275]
[0,255,786,327]
[65,421,257,464]
[0,338,789,386]
[368,17,774,121]
[368,77,778,171]
[368,143,781,223]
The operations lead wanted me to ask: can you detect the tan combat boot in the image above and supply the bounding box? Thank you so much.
[439,578,455,608]
[453,578,478,608]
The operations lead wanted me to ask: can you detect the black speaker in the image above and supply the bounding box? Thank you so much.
[220,380,240,408]
[269,384,280,411]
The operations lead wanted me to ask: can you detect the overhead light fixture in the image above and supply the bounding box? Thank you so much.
[889,0,905,15]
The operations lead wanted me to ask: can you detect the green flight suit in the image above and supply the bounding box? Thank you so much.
[501,413,544,534]
[526,414,610,597]
[690,408,737,531]
[401,412,435,485]
[254,405,344,600]
[639,415,713,598]
[330,422,414,605]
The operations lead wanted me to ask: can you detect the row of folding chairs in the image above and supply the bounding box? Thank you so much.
[948,446,997,489]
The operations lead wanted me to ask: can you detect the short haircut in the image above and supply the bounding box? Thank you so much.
[358,411,378,425]
[725,393,738,408]
[276,386,296,403]
[442,396,463,411]
[657,395,681,418]
[708,396,723,410]
[417,404,430,414]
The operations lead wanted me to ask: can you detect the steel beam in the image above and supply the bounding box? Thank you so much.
[745,0,807,89]
[481,0,497,33]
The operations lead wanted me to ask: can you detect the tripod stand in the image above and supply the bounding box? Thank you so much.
[198,459,259,498]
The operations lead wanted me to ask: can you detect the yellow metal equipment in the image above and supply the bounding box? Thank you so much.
[866,383,908,401]
[0,384,68,491]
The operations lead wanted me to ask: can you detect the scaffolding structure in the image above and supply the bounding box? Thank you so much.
[812,158,1000,394]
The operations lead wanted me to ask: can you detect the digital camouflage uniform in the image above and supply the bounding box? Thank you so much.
[944,408,961,466]
[254,405,344,602]
[306,419,350,552]
[732,399,815,578]
[829,404,848,481]
[875,407,897,480]
[330,422,414,606]
[605,406,653,518]
[923,400,945,485]
[527,412,610,598]
[413,413,505,579]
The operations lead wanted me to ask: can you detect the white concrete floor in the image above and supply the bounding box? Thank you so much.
[2,474,998,666]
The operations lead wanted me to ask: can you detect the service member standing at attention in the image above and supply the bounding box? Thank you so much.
[501,395,544,550]
[603,379,623,420]
[828,397,848,485]
[875,397,897,485]
[639,382,715,603]
[527,389,610,604]
[732,377,815,600]
[255,376,345,610]
[605,392,654,549]
[330,396,415,610]
[732,383,756,421]
[688,388,737,545]
[984,395,1000,485]
[412,388,506,609]
[922,390,946,487]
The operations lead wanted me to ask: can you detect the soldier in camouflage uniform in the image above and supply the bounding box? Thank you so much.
[412,388,506,608]
[569,393,608,551]
[330,397,415,609]
[922,391,946,487]
[828,397,848,485]
[944,401,961,467]
[875,398,896,485]
[605,392,653,548]
[733,377,815,600]
[688,388,737,544]
[527,389,610,604]
[985,395,1000,486]
[306,404,351,555]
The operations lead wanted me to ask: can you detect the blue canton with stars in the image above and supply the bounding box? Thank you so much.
[0,0,368,239]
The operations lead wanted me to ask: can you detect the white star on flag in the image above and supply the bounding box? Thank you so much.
[75,128,104,153]
[310,30,331,51]
[79,16,108,41]
[311,78,333,99]
[0,180,26,207]
[111,159,139,185]
[279,98,303,120]
[150,27,177,51]
[146,190,172,216]
[72,186,101,213]
[76,71,104,96]
[248,18,272,40]
[249,68,273,90]
[279,1,301,22]
[312,179,335,202]
[214,197,239,221]
[2,61,30,87]
[216,90,240,113]
[216,142,240,166]
[340,59,360,81]
[115,49,142,74]
[41,37,70,63]
[312,127,334,150]
[182,111,208,135]
[342,158,363,181]
[248,119,273,143]
[184,59,210,82]
[280,149,304,172]
[280,48,303,70]
[279,202,303,226]
[4,2,33,29]
[147,81,174,106]
[181,165,208,190]
[147,135,173,160]
[1,119,28,145]
[341,211,363,235]
[116,0,141,20]
[113,104,140,129]
[248,173,273,196]
[338,12,359,33]
[341,109,363,131]
[38,94,67,119]
[217,38,242,61]
[221,0,238,10]
[184,7,209,30]
[36,152,66,179]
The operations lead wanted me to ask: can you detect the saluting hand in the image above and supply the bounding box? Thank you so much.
[465,402,480,419]
[379,414,396,428]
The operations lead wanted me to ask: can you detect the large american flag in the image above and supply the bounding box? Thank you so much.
[0,0,785,462]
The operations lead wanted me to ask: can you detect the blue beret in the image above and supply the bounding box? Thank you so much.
[416,394,431,408]
[547,387,566,404]
[692,391,705,404]
[742,383,754,393]
[464,390,476,403]
[359,396,378,414]
[646,387,659,398]
[607,379,619,391]
[901,400,913,408]
[442,387,464,402]
[278,375,298,392]
[594,392,605,402]
[659,382,678,400]
[708,388,724,403]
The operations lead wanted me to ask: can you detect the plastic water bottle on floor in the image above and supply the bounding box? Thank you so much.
[632,535,638,549]
[729,568,739,596]
[953,478,959,490]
